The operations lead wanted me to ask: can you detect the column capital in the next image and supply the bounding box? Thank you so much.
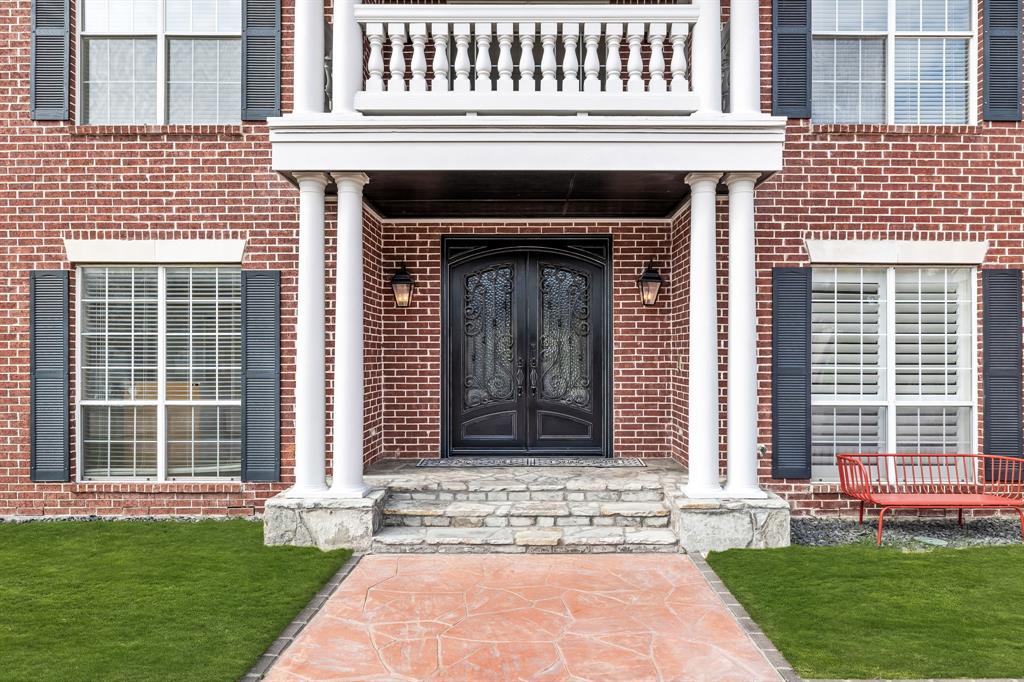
[685,172,723,190]
[332,172,370,189]
[293,171,331,190]
[723,172,761,189]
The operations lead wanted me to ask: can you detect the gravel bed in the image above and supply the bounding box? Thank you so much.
[792,515,1024,548]
[0,515,256,524]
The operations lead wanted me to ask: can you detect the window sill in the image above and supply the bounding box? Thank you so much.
[72,481,249,493]
[805,122,985,138]
[69,124,249,138]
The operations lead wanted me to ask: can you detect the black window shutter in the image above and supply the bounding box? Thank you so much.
[772,0,812,118]
[241,270,281,481]
[772,267,812,478]
[984,0,1023,121]
[30,0,69,120]
[30,271,69,481]
[983,270,1023,465]
[242,0,281,120]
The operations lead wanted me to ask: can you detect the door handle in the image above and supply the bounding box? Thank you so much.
[529,343,538,395]
[515,358,525,396]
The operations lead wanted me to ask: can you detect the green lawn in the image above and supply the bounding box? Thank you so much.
[707,544,1024,680]
[0,520,350,682]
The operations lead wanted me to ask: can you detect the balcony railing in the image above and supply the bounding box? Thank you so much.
[351,4,703,116]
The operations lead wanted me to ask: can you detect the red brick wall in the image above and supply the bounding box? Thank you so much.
[377,219,678,461]
[751,0,1024,515]
[0,0,311,516]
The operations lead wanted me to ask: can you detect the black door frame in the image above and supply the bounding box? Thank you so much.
[440,235,614,458]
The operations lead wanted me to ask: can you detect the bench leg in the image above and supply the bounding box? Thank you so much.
[859,501,865,526]
[1017,508,1024,541]
[958,508,964,528]
[876,507,890,546]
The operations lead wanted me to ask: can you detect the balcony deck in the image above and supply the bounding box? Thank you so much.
[271,3,787,179]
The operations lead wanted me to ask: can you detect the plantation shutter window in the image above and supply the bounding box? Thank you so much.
[79,0,242,124]
[241,0,281,120]
[984,0,1023,121]
[78,266,243,481]
[809,267,974,480]
[31,0,71,120]
[30,271,70,482]
[809,0,974,124]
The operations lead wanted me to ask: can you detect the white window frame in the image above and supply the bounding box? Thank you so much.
[810,266,979,481]
[811,0,979,125]
[75,265,242,482]
[77,0,242,125]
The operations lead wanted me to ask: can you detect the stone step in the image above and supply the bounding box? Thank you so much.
[383,488,665,504]
[382,498,671,529]
[371,526,680,554]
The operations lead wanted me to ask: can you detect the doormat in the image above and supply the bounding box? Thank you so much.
[416,457,646,468]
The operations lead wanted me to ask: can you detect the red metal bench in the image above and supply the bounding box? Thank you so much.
[837,453,1024,545]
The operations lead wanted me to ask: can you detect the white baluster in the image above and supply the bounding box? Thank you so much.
[474,23,493,91]
[670,23,689,93]
[366,23,385,93]
[409,22,427,93]
[648,22,667,93]
[432,23,450,92]
[605,23,623,93]
[540,22,558,93]
[626,22,644,93]
[387,23,406,92]
[453,23,471,93]
[518,23,536,92]
[496,23,514,93]
[583,22,601,93]
[561,22,579,92]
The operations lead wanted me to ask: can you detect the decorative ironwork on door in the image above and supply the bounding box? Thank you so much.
[463,264,515,409]
[539,264,592,410]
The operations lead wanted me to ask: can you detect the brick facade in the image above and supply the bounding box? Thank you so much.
[2,0,1022,518]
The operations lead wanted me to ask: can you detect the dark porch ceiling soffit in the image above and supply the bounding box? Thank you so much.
[360,171,691,219]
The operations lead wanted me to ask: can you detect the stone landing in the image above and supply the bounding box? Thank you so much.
[262,459,791,553]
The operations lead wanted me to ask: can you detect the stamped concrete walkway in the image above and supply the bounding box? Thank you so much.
[266,554,780,681]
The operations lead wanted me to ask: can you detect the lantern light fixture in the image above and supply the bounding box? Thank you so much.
[637,260,663,306]
[390,263,415,308]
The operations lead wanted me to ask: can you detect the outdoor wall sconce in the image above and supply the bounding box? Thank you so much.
[390,263,415,308]
[638,260,664,306]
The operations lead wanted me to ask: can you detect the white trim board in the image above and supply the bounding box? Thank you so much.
[64,240,247,264]
[804,240,989,265]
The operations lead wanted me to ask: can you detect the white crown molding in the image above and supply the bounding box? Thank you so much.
[64,239,247,264]
[804,239,989,265]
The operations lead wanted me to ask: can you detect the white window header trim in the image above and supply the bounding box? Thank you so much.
[805,239,988,265]
[64,239,246,264]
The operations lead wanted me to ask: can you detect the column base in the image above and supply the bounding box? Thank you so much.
[263,488,385,551]
[672,492,790,553]
[722,485,769,500]
[682,483,725,499]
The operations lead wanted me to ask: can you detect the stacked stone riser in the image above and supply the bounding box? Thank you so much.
[384,489,665,503]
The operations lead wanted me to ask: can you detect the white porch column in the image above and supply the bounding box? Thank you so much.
[685,172,724,498]
[332,0,362,115]
[329,173,371,497]
[724,173,767,498]
[292,172,330,495]
[729,0,762,115]
[294,0,326,113]
[691,0,723,115]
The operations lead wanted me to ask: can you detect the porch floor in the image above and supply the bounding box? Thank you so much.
[264,553,781,681]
